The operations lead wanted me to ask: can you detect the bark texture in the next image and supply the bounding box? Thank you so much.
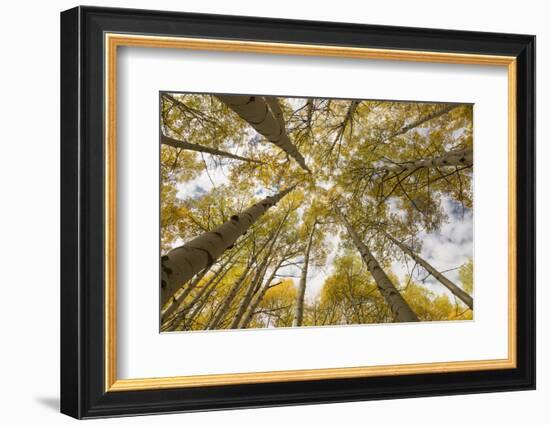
[218,95,310,172]
[292,222,317,326]
[161,134,263,164]
[385,232,473,309]
[161,186,295,305]
[161,236,248,323]
[378,148,472,174]
[336,208,419,322]
[161,252,237,331]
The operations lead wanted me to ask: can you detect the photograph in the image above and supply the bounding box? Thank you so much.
[159,93,474,332]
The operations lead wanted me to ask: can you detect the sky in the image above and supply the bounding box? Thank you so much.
[391,196,472,297]
[177,159,230,199]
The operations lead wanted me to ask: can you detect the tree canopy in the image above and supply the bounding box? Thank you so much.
[160,93,473,332]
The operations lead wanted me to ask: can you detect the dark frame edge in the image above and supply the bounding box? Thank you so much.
[515,34,536,391]
[61,6,83,420]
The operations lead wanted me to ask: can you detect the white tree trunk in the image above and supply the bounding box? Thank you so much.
[161,186,295,305]
[336,208,419,322]
[378,148,472,174]
[160,266,210,325]
[161,268,225,332]
[385,232,473,309]
[161,233,252,326]
[218,95,310,172]
[292,222,317,326]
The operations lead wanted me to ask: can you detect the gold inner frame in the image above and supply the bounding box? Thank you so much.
[104,33,517,392]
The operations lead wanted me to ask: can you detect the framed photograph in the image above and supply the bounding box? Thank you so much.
[60,6,535,419]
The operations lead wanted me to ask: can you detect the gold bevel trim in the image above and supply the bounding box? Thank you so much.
[507,60,518,367]
[104,33,518,392]
[108,34,515,65]
[109,358,514,391]
[105,34,118,390]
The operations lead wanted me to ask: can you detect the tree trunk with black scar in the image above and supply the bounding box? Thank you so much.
[335,208,419,323]
[382,104,459,143]
[161,258,236,331]
[377,148,472,174]
[218,95,310,172]
[161,238,246,321]
[293,222,317,326]
[384,232,473,309]
[161,134,264,164]
[161,266,210,328]
[161,238,247,322]
[161,186,295,306]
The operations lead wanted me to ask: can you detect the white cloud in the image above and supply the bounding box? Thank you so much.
[176,161,230,200]
[391,195,473,296]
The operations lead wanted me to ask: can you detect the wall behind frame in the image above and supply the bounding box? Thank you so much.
[0,0,543,424]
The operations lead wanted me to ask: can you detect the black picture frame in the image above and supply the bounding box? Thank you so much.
[61,5,535,419]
